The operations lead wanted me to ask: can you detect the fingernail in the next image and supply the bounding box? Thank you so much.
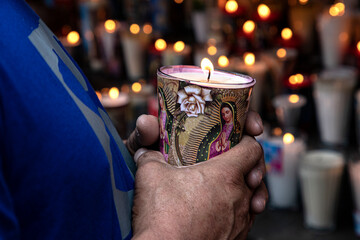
[134,148,149,163]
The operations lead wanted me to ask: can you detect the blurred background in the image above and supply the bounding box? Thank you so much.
[26,0,360,239]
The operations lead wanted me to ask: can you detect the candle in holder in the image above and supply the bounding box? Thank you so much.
[162,41,191,66]
[99,87,130,139]
[233,53,267,112]
[157,61,255,166]
[317,3,351,69]
[263,132,305,209]
[272,94,307,133]
[299,150,344,230]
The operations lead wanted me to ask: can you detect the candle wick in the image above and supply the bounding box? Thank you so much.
[207,70,211,82]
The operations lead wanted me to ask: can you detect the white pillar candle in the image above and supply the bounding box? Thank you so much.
[299,150,344,230]
[263,134,305,209]
[314,66,357,146]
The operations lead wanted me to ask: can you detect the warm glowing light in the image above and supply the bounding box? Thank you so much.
[273,127,282,136]
[289,74,304,85]
[335,2,345,15]
[95,91,102,101]
[281,28,293,40]
[329,6,340,16]
[132,82,142,93]
[143,24,153,34]
[289,75,297,85]
[299,0,308,5]
[207,46,217,56]
[109,87,120,99]
[67,31,80,45]
[218,55,229,68]
[130,24,140,34]
[174,41,185,52]
[329,3,345,17]
[155,39,167,51]
[296,74,304,84]
[244,53,255,66]
[357,41,360,53]
[283,133,295,144]
[104,20,116,33]
[289,94,300,103]
[174,0,184,3]
[225,0,238,14]
[258,4,271,20]
[201,58,214,72]
[277,48,287,58]
[243,20,256,34]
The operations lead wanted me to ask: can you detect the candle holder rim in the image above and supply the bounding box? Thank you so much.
[157,65,256,88]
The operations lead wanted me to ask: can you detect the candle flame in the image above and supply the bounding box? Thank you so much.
[244,52,255,66]
[277,48,287,58]
[174,0,184,3]
[281,28,293,40]
[109,87,120,99]
[201,58,214,80]
[67,31,80,45]
[130,24,140,34]
[225,0,238,14]
[289,94,300,103]
[243,20,255,34]
[218,55,229,68]
[207,46,217,56]
[174,41,185,52]
[283,133,295,144]
[357,41,360,53]
[329,3,345,17]
[104,20,116,33]
[143,23,153,34]
[299,0,308,5]
[155,39,167,51]
[289,74,304,85]
[132,82,142,93]
[258,4,271,20]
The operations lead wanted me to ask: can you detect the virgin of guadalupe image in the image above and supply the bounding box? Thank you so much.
[196,101,240,162]
[158,87,174,162]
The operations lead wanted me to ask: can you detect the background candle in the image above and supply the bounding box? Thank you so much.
[263,133,305,209]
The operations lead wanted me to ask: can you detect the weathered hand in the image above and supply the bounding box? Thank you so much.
[132,135,264,240]
[125,112,268,215]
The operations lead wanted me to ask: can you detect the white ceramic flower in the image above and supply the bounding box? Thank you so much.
[177,85,212,117]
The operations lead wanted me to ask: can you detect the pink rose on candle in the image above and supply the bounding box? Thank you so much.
[177,85,212,117]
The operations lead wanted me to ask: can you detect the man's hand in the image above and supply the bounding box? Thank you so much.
[132,135,265,239]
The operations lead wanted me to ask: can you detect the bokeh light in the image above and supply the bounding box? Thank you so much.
[218,55,229,68]
[104,20,116,33]
[67,31,80,45]
[132,82,142,93]
[243,20,256,34]
[258,4,271,20]
[174,41,185,52]
[130,24,140,34]
[155,39,167,51]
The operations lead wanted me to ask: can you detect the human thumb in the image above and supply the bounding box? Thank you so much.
[134,148,165,167]
[126,115,159,155]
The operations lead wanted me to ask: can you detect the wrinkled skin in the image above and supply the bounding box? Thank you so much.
[124,111,268,240]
